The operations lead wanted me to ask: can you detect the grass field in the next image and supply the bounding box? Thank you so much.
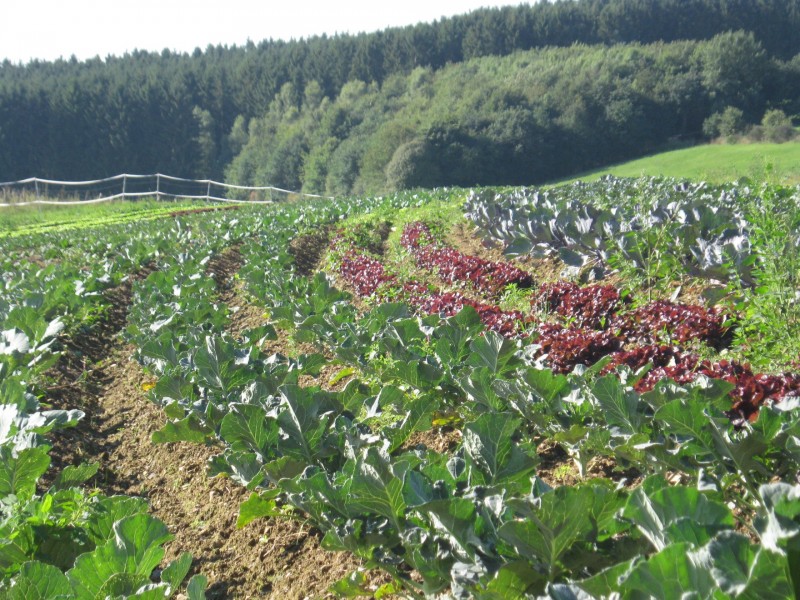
[0,199,219,237]
[562,141,800,185]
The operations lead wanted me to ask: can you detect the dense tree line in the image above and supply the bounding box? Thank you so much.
[227,32,800,194]
[1,0,800,182]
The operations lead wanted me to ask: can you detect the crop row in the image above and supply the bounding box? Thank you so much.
[0,191,425,595]
[400,221,532,296]
[336,226,800,422]
[463,176,800,283]
[334,234,527,336]
[0,216,211,597]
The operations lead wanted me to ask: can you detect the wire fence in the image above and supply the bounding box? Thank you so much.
[0,173,333,207]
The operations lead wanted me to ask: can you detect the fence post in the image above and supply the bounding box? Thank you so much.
[34,179,39,202]
[122,174,127,201]
[156,174,161,201]
[207,181,211,201]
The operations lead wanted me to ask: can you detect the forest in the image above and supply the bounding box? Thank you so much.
[1,0,799,190]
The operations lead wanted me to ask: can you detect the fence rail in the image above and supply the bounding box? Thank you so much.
[0,173,332,206]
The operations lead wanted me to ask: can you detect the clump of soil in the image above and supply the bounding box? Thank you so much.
[369,221,392,256]
[288,230,331,276]
[206,245,243,293]
[404,427,462,455]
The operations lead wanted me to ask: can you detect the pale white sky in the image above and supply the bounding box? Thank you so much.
[1,1,533,64]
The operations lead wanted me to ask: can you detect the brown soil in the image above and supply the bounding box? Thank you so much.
[206,245,244,297]
[404,427,461,455]
[170,206,240,218]
[445,221,509,265]
[205,245,272,343]
[288,230,331,277]
[535,439,581,487]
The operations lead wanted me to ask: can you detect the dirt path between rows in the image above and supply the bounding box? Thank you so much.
[46,247,384,599]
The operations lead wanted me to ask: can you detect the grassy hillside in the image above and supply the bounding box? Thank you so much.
[567,142,800,184]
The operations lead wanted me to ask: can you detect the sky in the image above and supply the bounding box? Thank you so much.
[1,1,533,64]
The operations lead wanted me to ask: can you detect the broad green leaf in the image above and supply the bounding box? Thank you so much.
[654,397,717,460]
[86,496,150,544]
[277,384,339,463]
[755,481,800,595]
[384,359,444,391]
[478,560,547,599]
[622,484,734,551]
[349,447,406,530]
[505,236,533,256]
[329,569,372,597]
[243,324,277,346]
[151,414,212,444]
[128,581,173,599]
[33,524,92,571]
[756,482,800,552]
[261,456,307,483]
[463,412,537,489]
[500,486,606,580]
[620,542,717,599]
[328,366,355,386]
[194,336,253,393]
[572,557,639,596]
[293,468,350,521]
[467,331,520,376]
[458,367,504,412]
[53,462,99,490]
[161,552,193,592]
[643,376,734,412]
[153,375,196,408]
[0,328,30,355]
[522,367,570,404]
[592,374,645,437]
[237,489,283,528]
[420,498,484,560]
[0,538,32,571]
[207,450,265,489]
[0,446,50,499]
[698,531,793,598]
[558,247,586,268]
[68,514,172,598]
[187,574,208,600]
[389,318,427,347]
[545,583,599,599]
[6,561,71,600]
[386,394,438,453]
[296,353,327,376]
[218,404,279,458]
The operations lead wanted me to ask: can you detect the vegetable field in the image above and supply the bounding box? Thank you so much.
[2,177,800,599]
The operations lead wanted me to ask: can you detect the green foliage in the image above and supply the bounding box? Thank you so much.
[703,106,747,140]
[734,183,800,369]
[761,108,796,142]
